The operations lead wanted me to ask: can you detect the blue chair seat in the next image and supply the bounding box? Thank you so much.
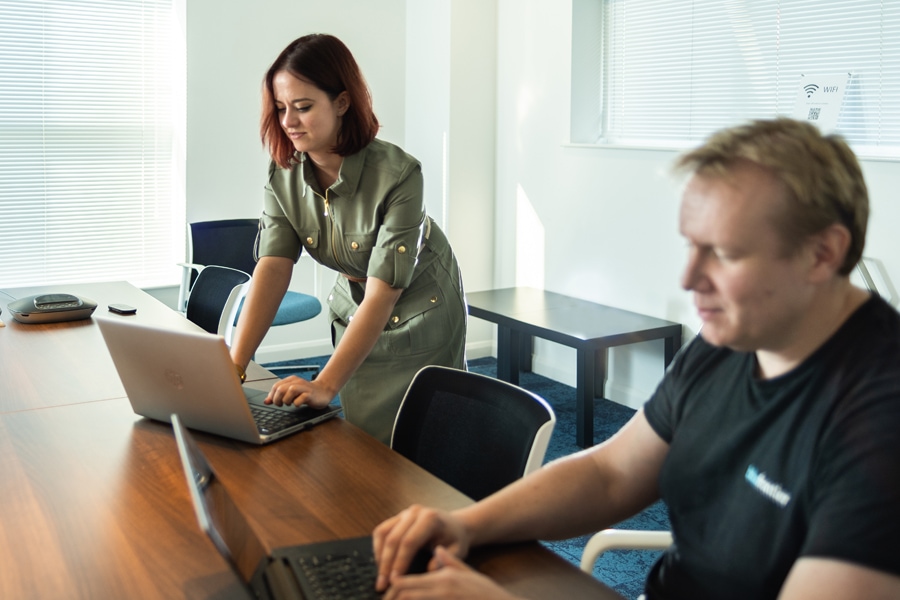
[235,290,322,326]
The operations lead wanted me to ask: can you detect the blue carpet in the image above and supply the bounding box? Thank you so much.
[263,356,669,599]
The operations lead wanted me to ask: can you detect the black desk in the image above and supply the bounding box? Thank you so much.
[467,287,683,447]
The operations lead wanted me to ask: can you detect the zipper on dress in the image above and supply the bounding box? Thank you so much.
[320,189,349,274]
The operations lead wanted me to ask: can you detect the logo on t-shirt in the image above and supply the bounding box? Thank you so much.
[745,465,792,507]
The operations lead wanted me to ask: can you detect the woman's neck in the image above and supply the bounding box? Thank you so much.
[307,151,343,189]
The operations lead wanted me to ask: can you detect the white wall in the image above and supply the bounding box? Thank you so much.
[402,1,499,358]
[495,0,900,408]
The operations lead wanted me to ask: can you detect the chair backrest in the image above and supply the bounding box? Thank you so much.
[185,265,251,346]
[390,366,555,501]
[188,219,260,279]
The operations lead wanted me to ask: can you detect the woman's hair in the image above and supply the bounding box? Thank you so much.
[673,118,868,275]
[261,34,379,169]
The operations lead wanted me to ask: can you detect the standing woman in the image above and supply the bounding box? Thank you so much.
[230,34,467,444]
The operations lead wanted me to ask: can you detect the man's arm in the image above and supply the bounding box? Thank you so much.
[374,409,669,590]
[779,558,900,599]
[461,409,668,545]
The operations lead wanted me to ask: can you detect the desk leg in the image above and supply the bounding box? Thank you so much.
[497,325,521,385]
[521,335,533,373]
[664,330,682,367]
[576,347,606,448]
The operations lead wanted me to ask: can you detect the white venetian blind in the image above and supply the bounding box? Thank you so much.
[595,0,900,158]
[0,0,184,288]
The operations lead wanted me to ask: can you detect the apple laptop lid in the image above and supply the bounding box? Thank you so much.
[96,317,341,444]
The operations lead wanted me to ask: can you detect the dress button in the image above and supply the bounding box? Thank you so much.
[306,236,314,245]
[430,296,437,303]
[391,315,399,324]
[397,245,406,254]
[351,241,359,250]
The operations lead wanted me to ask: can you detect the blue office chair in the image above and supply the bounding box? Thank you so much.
[178,219,322,376]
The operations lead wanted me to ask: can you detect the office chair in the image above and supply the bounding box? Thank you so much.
[580,529,672,572]
[178,219,322,376]
[184,265,251,347]
[390,366,556,501]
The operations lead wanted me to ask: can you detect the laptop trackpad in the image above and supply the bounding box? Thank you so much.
[243,387,271,405]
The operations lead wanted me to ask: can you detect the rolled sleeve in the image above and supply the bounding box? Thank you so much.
[255,179,303,262]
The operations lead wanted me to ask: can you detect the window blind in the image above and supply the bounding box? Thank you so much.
[593,0,900,158]
[0,0,183,288]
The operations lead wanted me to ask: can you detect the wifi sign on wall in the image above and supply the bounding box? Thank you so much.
[792,73,853,133]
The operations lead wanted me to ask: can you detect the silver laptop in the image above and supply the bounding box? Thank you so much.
[96,317,341,444]
[172,413,430,599]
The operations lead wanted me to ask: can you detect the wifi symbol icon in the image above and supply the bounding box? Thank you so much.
[803,84,819,98]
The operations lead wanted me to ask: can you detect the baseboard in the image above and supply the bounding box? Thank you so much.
[255,339,334,364]
[530,356,646,411]
[255,338,496,365]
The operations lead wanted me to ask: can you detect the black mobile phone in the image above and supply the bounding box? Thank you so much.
[108,303,137,315]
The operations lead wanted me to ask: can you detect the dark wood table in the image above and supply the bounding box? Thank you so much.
[0,281,623,599]
[467,287,683,447]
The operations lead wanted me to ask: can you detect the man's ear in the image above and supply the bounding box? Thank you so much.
[335,91,350,116]
[807,223,851,282]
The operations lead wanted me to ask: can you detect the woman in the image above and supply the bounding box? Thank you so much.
[230,34,467,444]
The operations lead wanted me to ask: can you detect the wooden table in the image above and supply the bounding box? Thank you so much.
[0,281,622,599]
[0,281,271,414]
[467,287,683,447]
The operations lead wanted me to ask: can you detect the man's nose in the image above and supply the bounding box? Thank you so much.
[681,250,706,291]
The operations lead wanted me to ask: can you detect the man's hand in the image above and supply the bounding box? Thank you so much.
[373,505,471,592]
[383,547,521,600]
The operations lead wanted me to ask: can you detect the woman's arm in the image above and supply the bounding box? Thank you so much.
[229,255,294,369]
[264,276,403,408]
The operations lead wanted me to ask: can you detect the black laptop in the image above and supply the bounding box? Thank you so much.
[172,413,429,599]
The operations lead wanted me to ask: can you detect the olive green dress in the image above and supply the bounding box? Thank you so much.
[255,139,467,443]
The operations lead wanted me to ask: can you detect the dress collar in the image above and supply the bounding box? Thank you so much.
[296,145,367,199]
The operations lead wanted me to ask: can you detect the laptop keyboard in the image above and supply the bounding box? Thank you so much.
[249,405,308,435]
[296,549,379,599]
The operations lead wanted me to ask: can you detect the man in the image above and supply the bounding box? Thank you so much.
[371,118,900,599]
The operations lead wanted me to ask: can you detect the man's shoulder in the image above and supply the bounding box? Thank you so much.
[831,293,900,364]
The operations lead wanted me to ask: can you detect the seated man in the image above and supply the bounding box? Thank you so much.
[371,118,900,599]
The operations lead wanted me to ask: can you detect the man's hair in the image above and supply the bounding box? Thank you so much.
[261,33,380,169]
[673,118,868,275]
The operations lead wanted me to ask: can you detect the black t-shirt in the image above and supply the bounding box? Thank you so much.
[643,294,900,599]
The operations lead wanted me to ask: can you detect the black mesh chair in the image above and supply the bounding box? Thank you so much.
[178,219,322,375]
[184,265,251,346]
[390,366,556,501]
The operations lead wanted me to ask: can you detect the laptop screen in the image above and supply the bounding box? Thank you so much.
[173,413,268,584]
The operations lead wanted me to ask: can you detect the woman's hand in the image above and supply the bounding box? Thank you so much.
[383,547,521,600]
[264,375,337,410]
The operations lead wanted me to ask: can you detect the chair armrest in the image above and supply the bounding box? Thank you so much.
[177,262,205,313]
[580,529,673,573]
